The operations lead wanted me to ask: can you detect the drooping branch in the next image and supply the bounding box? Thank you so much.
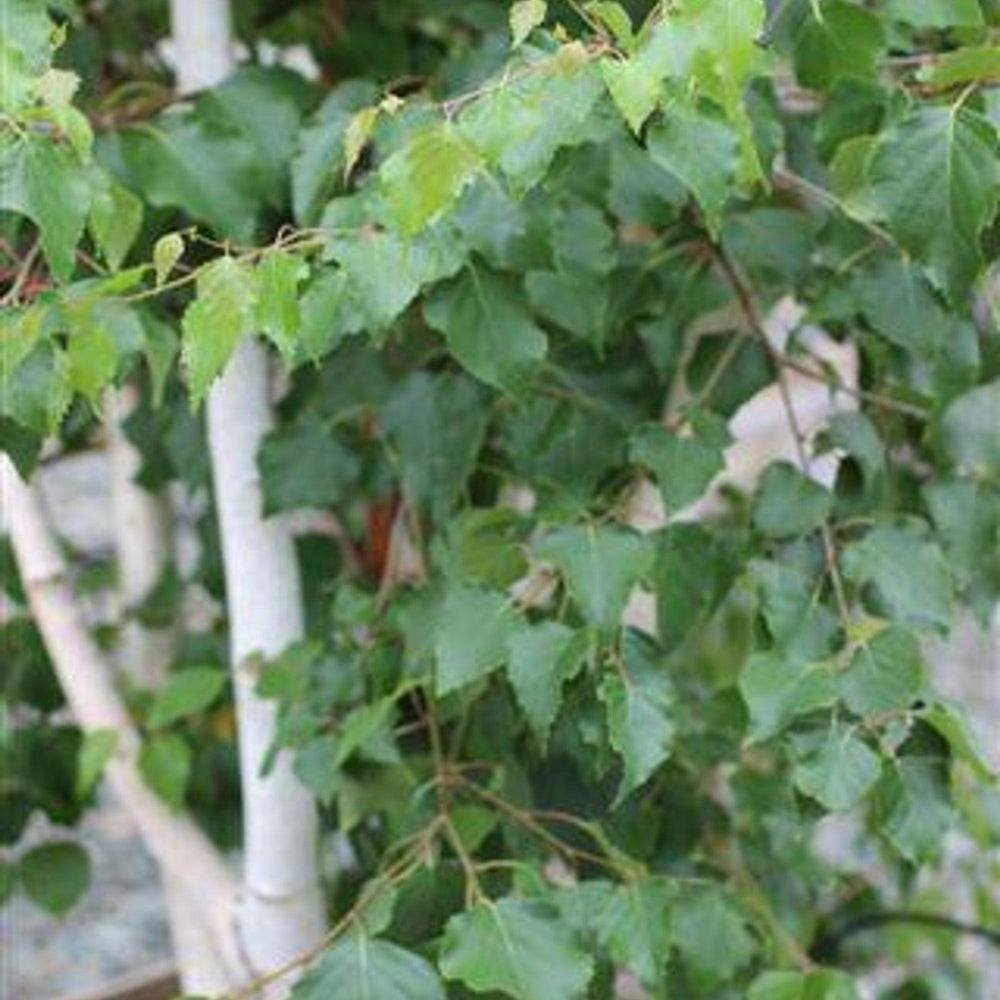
[0,455,246,984]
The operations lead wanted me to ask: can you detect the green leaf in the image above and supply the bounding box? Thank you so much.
[459,53,607,194]
[297,268,363,360]
[64,306,120,404]
[148,668,227,729]
[258,419,360,514]
[594,878,674,986]
[180,257,257,405]
[739,652,838,744]
[20,841,91,914]
[653,524,739,652]
[938,378,1000,478]
[752,462,833,539]
[875,756,953,863]
[920,46,1000,89]
[505,621,586,745]
[630,421,727,513]
[793,2,885,91]
[446,508,530,589]
[673,887,755,990]
[883,0,983,27]
[257,251,307,362]
[434,585,521,694]
[153,232,184,286]
[793,725,881,811]
[841,627,925,717]
[750,559,840,660]
[538,525,651,632]
[290,933,445,1000]
[866,106,999,299]
[327,226,464,332]
[921,699,995,780]
[424,269,547,397]
[510,1,547,47]
[382,124,481,235]
[842,520,953,633]
[647,101,740,234]
[293,735,340,804]
[76,728,118,798]
[0,134,91,281]
[749,969,862,1000]
[600,630,676,803]
[138,732,192,809]
[0,859,15,905]
[141,314,179,409]
[440,897,594,1000]
[381,372,488,521]
[88,173,142,270]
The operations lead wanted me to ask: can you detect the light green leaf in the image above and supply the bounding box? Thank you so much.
[64,307,119,404]
[505,621,586,744]
[290,933,445,1000]
[440,897,593,1000]
[381,125,482,235]
[180,256,257,405]
[739,652,838,744]
[76,728,118,798]
[752,461,833,539]
[88,174,142,270]
[600,630,676,803]
[138,732,192,809]
[327,227,464,332]
[153,232,184,286]
[20,842,91,915]
[842,520,953,633]
[459,53,607,194]
[673,887,755,989]
[538,525,651,632]
[424,269,546,396]
[749,969,862,1000]
[647,101,740,234]
[297,268,363,360]
[841,627,925,717]
[434,585,521,694]
[257,251,307,362]
[866,106,999,299]
[793,725,881,811]
[510,1,547,47]
[0,134,91,281]
[148,668,227,729]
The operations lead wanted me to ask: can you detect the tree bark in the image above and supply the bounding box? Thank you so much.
[167,0,325,979]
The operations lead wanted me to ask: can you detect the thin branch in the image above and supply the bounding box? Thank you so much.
[813,910,1000,959]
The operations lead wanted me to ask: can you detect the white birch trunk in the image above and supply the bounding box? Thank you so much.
[1,456,245,986]
[105,385,233,993]
[168,0,325,978]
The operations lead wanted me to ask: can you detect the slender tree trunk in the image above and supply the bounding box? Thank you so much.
[168,0,325,978]
[1,457,245,984]
[105,385,233,993]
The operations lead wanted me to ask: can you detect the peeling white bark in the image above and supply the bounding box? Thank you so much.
[1,456,245,985]
[165,0,326,979]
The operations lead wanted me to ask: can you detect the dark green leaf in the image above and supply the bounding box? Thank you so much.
[673,887,755,990]
[793,725,881,811]
[841,627,925,717]
[752,462,833,539]
[794,3,885,91]
[20,841,91,915]
[424,269,546,396]
[739,652,838,744]
[138,732,192,809]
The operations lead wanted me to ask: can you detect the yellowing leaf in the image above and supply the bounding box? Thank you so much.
[153,232,184,286]
[510,0,547,47]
